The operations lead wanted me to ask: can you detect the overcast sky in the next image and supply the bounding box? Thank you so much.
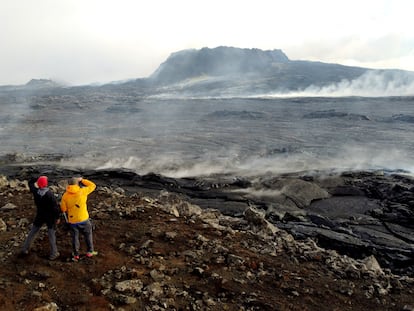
[1,0,413,86]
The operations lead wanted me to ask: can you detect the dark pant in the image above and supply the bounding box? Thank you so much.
[22,224,58,257]
[70,219,94,256]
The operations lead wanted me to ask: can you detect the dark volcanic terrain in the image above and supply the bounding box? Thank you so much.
[0,164,414,310]
[1,46,414,310]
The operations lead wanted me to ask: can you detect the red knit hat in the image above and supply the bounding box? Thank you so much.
[37,176,48,188]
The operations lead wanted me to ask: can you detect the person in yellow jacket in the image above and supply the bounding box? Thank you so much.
[60,177,97,261]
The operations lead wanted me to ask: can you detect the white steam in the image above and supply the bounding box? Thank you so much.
[264,70,414,98]
[85,142,414,179]
[147,70,414,99]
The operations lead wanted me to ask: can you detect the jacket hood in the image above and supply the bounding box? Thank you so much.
[37,187,49,197]
[66,184,80,194]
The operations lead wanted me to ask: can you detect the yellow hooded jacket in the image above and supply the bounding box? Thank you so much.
[60,179,96,224]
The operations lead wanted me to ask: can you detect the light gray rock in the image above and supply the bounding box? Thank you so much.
[115,279,143,294]
[146,282,164,300]
[1,203,17,211]
[33,302,58,311]
[362,255,383,276]
[244,206,279,235]
[0,219,7,232]
[150,269,165,282]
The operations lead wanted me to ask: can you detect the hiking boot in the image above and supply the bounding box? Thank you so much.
[49,252,60,261]
[72,255,80,262]
[20,250,29,256]
[86,251,98,258]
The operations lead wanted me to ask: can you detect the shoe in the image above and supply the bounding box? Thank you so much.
[72,255,80,262]
[21,250,29,256]
[86,251,98,258]
[49,252,60,261]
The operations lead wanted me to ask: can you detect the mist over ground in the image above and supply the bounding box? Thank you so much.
[295,70,414,97]
[91,95,414,178]
[2,52,414,280]
[1,46,414,178]
[1,91,413,178]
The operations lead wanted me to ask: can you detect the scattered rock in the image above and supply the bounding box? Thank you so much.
[0,169,413,310]
[0,219,7,232]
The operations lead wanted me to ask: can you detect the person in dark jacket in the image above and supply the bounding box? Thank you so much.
[21,175,61,260]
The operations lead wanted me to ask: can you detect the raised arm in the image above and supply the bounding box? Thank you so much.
[79,178,96,195]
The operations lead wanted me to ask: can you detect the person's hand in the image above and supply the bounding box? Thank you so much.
[56,219,61,225]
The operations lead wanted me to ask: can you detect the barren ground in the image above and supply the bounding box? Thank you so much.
[1,179,414,311]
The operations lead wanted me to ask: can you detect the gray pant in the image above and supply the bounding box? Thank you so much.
[22,224,58,257]
[70,219,94,256]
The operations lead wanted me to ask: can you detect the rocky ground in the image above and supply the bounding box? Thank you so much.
[1,166,414,310]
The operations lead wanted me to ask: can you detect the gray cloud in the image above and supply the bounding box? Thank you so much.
[1,0,413,86]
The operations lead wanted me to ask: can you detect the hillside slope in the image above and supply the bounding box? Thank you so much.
[1,173,414,311]
[2,46,414,97]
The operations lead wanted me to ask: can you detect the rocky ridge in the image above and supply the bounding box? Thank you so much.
[1,168,414,310]
[3,47,414,96]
